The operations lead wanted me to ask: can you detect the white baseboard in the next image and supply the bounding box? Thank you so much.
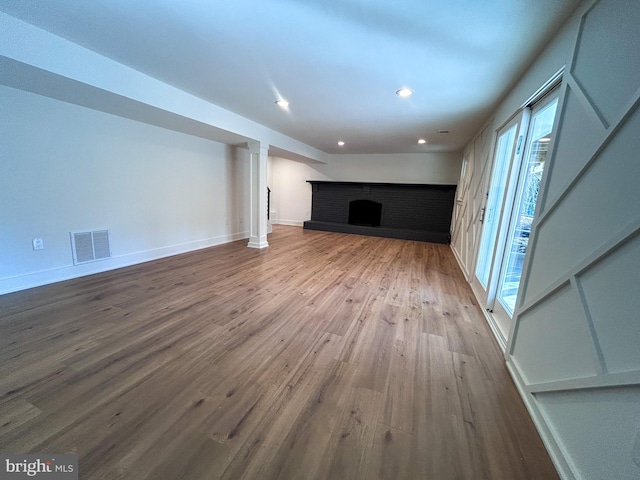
[450,244,470,281]
[450,244,507,353]
[272,219,304,227]
[247,239,269,249]
[0,231,249,295]
[506,359,576,480]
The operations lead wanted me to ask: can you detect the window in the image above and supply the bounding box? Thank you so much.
[497,95,559,314]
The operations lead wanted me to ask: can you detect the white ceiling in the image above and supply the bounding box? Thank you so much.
[0,0,582,154]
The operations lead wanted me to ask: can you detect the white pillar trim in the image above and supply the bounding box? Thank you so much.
[247,141,269,249]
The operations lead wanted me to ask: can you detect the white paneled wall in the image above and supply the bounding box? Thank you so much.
[507,1,640,479]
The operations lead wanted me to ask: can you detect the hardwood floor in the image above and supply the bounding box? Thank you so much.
[0,226,559,479]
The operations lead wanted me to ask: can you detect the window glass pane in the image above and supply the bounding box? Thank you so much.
[498,98,559,314]
[475,123,518,288]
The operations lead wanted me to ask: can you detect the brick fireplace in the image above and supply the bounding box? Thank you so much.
[303,181,456,243]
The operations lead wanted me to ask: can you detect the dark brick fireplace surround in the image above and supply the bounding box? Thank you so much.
[303,181,456,244]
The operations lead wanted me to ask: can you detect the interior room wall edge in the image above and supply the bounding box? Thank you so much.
[0,12,327,164]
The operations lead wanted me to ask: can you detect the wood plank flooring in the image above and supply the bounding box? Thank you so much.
[0,226,559,479]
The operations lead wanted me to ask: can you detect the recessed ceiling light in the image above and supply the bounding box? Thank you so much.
[275,99,289,108]
[418,138,427,144]
[396,88,413,98]
[337,141,345,146]
[539,137,551,142]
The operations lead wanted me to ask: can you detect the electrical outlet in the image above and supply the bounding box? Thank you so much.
[32,237,44,250]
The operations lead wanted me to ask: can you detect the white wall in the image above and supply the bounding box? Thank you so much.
[451,1,640,479]
[0,85,250,294]
[269,156,316,226]
[269,152,462,226]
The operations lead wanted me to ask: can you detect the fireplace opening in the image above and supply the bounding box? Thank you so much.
[348,199,382,227]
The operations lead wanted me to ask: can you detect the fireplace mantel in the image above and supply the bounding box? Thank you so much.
[303,181,456,243]
[306,180,455,187]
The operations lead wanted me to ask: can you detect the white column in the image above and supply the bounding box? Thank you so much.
[247,141,269,249]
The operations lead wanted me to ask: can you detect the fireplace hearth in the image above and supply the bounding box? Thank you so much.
[303,181,456,244]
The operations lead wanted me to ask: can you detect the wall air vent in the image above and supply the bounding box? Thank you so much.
[70,230,111,265]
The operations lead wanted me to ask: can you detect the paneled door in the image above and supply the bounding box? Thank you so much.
[452,122,495,280]
[471,112,527,345]
[491,91,560,339]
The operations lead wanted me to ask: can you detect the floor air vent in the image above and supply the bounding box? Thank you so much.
[71,230,111,265]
